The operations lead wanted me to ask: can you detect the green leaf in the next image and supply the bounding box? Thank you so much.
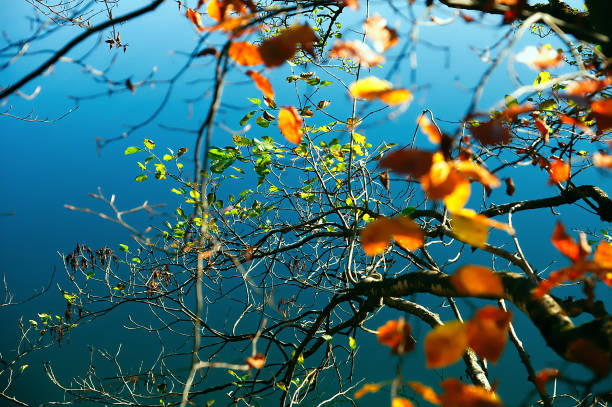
[305,77,320,86]
[504,94,518,108]
[124,146,141,155]
[240,110,257,126]
[320,80,333,87]
[247,97,261,105]
[349,336,356,350]
[119,244,129,252]
[401,207,416,216]
[86,271,95,279]
[19,365,28,373]
[233,135,254,147]
[256,116,270,128]
[135,174,148,182]
[143,139,155,150]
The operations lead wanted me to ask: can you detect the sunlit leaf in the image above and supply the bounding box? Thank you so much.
[453,160,500,188]
[594,242,612,268]
[186,8,205,31]
[229,42,263,66]
[551,221,587,262]
[329,40,385,67]
[349,77,412,105]
[360,216,424,256]
[466,306,511,363]
[548,159,570,184]
[591,98,612,134]
[246,353,266,369]
[451,209,514,248]
[393,398,415,407]
[246,70,274,99]
[418,115,442,144]
[424,321,467,368]
[451,265,504,296]
[278,107,303,144]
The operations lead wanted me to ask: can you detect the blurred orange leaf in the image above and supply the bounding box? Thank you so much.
[548,159,570,184]
[229,42,263,66]
[565,76,612,96]
[450,265,504,296]
[278,107,303,144]
[246,70,274,99]
[591,98,612,134]
[246,353,266,369]
[329,40,385,67]
[593,152,612,169]
[349,77,412,105]
[466,306,512,363]
[186,8,205,30]
[594,242,612,268]
[438,378,502,407]
[551,221,587,262]
[408,382,441,405]
[453,160,500,188]
[425,321,467,368]
[355,383,381,399]
[377,318,415,354]
[566,339,610,377]
[534,369,560,393]
[419,115,442,144]
[364,16,398,52]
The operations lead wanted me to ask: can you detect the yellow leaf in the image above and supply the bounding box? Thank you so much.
[349,77,411,105]
[451,209,513,248]
[278,107,303,144]
[355,383,381,399]
[393,398,415,407]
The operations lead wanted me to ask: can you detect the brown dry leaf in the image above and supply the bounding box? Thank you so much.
[278,107,303,144]
[329,40,385,67]
[246,70,274,100]
[364,15,399,52]
[246,353,266,369]
[258,24,318,67]
[466,306,512,363]
[424,321,467,368]
[378,149,434,178]
[471,120,511,146]
[505,177,515,196]
[229,41,263,66]
[451,265,504,296]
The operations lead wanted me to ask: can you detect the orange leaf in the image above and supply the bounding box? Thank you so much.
[364,16,398,52]
[258,24,318,67]
[378,149,434,178]
[565,76,612,97]
[438,378,502,407]
[499,103,535,120]
[246,70,274,99]
[278,107,303,144]
[566,338,611,377]
[471,120,511,146]
[419,115,442,144]
[377,318,415,354]
[533,266,577,297]
[453,160,501,188]
[451,209,514,248]
[186,8,205,31]
[594,242,612,268]
[349,77,412,105]
[534,118,549,140]
[229,42,263,66]
[593,152,612,169]
[354,383,381,399]
[451,265,504,296]
[360,216,423,256]
[420,154,470,211]
[591,98,612,134]
[408,382,441,405]
[466,306,511,363]
[424,321,467,368]
[393,398,415,407]
[329,40,385,68]
[534,369,560,394]
[551,221,585,262]
[548,159,570,184]
[207,0,247,22]
[515,44,563,70]
[246,353,266,369]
